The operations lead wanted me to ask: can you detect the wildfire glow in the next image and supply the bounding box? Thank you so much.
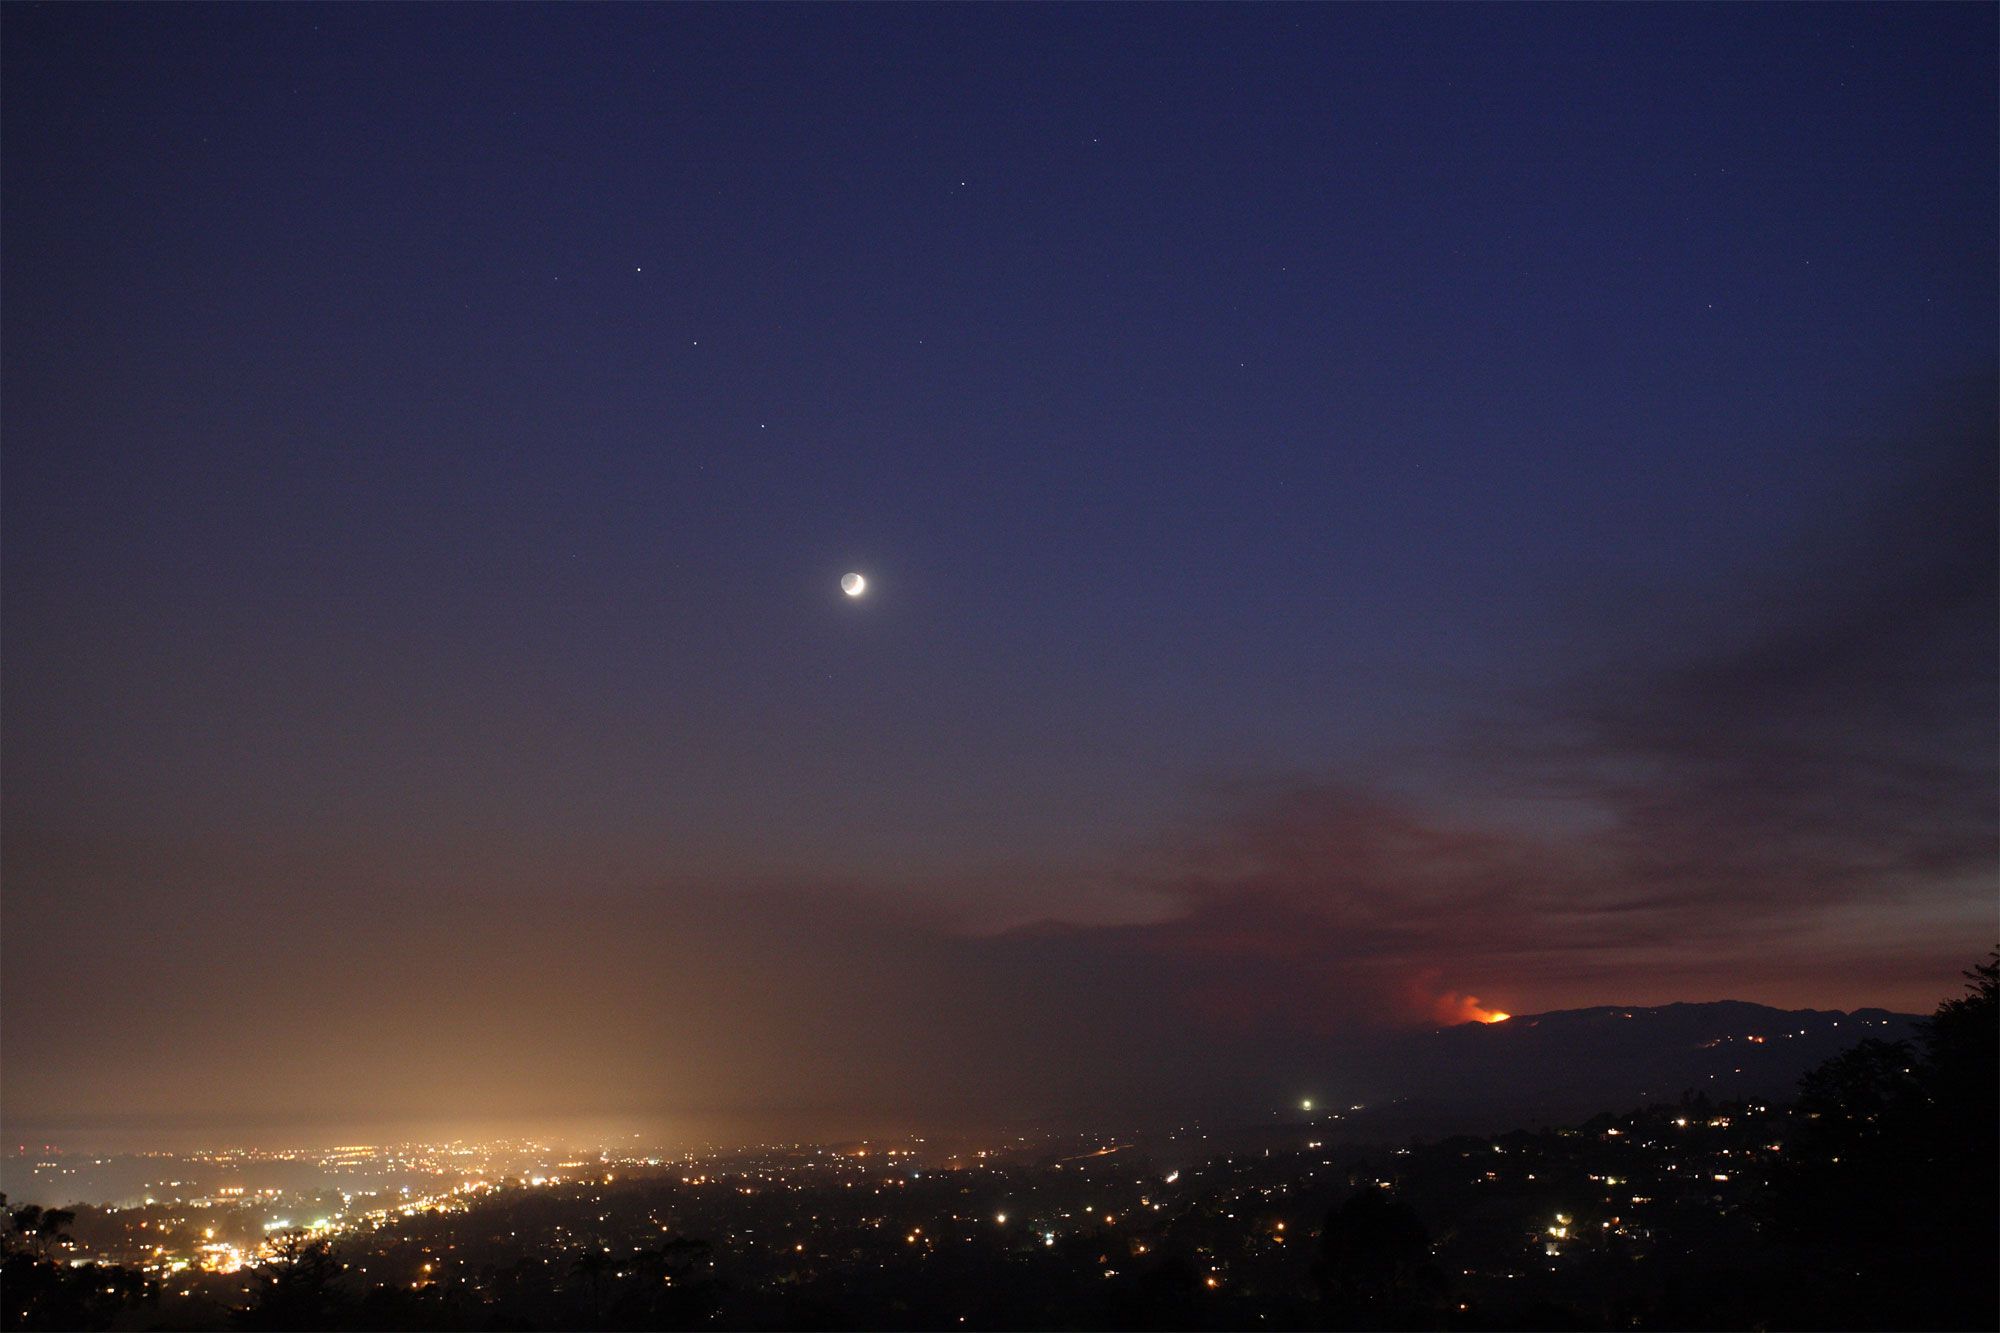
[1433,992,1512,1025]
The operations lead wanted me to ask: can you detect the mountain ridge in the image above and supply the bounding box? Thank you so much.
[1484,999,1915,1025]
[1351,999,1925,1137]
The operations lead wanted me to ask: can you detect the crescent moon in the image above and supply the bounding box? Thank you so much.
[841,572,866,597]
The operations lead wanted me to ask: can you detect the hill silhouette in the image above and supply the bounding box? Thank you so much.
[1366,1000,1920,1134]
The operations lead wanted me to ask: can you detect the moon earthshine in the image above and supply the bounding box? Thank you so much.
[841,572,866,597]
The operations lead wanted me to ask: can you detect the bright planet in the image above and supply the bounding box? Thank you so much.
[840,572,866,597]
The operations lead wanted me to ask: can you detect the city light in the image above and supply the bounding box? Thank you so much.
[1,1088,1947,1327]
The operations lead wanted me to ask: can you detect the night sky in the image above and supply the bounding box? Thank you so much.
[4,4,1995,1148]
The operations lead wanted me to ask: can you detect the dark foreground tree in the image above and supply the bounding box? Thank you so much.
[234,1231,344,1331]
[1772,949,1999,1330]
[1314,1187,1446,1330]
[0,1253,150,1332]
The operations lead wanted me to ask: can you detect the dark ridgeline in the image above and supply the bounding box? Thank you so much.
[3,953,1992,1332]
[1385,1000,1927,1137]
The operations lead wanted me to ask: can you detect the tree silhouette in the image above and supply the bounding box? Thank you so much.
[2,1195,152,1332]
[31,1211,73,1263]
[3,1202,73,1263]
[570,1247,614,1326]
[235,1230,343,1331]
[5,1201,40,1256]
[1774,949,1999,1330]
[1921,951,1998,1160]
[1313,1187,1446,1329]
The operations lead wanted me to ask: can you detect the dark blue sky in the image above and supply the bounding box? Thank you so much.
[4,4,1994,1145]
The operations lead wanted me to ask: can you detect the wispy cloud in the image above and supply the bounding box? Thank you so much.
[1005,381,1998,1032]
